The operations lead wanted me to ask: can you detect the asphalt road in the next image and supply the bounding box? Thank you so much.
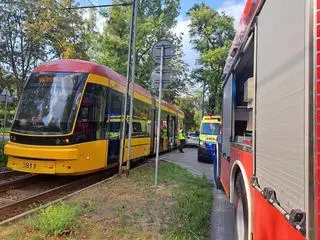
[160,147,234,240]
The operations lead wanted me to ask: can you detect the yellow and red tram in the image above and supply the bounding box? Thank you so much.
[4,59,184,175]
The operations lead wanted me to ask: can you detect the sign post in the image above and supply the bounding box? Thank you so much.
[119,0,137,175]
[126,0,138,172]
[151,41,174,186]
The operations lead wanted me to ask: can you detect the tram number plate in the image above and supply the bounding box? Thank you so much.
[22,162,37,169]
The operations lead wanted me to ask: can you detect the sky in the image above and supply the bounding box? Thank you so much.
[76,0,246,71]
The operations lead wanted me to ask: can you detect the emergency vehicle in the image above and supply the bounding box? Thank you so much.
[218,0,317,239]
[198,115,221,184]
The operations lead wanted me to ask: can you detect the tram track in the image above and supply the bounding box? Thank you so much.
[0,171,29,182]
[0,167,118,223]
[0,174,39,193]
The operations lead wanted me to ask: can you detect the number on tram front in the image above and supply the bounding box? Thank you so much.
[23,162,36,169]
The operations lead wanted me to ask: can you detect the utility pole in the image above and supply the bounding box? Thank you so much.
[118,0,135,175]
[60,0,137,176]
[201,82,206,118]
[126,0,138,172]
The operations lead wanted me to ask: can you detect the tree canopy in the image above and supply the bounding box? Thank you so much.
[92,0,188,102]
[0,0,92,95]
[188,3,235,114]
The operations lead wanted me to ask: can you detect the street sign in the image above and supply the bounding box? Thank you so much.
[151,65,172,88]
[151,41,175,64]
[0,88,13,103]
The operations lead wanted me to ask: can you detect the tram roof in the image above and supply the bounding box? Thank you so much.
[33,59,152,98]
[33,59,182,115]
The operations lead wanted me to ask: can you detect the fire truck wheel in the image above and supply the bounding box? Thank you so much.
[234,172,248,240]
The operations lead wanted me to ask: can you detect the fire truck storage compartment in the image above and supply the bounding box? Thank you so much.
[222,74,233,157]
[232,34,254,146]
[255,0,306,212]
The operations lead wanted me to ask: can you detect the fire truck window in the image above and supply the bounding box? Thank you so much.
[232,38,254,146]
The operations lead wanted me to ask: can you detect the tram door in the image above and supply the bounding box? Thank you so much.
[170,116,176,149]
[107,90,122,165]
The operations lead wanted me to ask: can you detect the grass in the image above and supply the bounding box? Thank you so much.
[0,161,213,240]
[132,162,213,239]
[26,202,84,236]
[158,164,213,240]
[167,176,213,239]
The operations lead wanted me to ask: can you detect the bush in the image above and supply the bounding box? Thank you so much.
[26,202,83,236]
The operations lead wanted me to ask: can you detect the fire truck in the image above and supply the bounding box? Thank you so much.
[218,0,318,239]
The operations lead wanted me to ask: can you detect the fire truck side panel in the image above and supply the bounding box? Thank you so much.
[253,190,306,240]
[220,146,253,201]
[255,0,306,212]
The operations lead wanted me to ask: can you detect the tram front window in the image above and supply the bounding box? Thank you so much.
[12,72,87,134]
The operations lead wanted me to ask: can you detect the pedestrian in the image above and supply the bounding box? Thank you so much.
[177,128,186,153]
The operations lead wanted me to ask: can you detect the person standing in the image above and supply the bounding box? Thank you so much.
[177,128,186,153]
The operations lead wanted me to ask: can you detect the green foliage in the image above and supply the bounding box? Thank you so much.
[188,4,235,114]
[176,92,202,131]
[0,0,93,96]
[93,0,188,102]
[26,202,83,236]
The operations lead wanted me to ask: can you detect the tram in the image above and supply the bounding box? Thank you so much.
[4,59,184,175]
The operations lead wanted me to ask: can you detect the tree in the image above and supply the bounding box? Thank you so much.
[176,91,202,131]
[94,0,188,103]
[188,4,235,113]
[0,0,92,96]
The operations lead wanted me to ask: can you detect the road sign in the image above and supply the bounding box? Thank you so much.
[0,88,13,103]
[151,65,172,88]
[151,41,175,64]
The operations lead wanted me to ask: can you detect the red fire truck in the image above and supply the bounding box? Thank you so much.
[218,0,318,239]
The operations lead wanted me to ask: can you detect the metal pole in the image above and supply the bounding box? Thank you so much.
[126,0,138,171]
[201,82,205,118]
[154,45,164,186]
[119,0,134,174]
[3,94,8,142]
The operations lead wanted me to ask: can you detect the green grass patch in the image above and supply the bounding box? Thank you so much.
[132,161,194,186]
[133,161,212,239]
[162,163,213,240]
[26,202,84,236]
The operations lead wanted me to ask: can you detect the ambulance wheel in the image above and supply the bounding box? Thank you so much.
[234,172,248,240]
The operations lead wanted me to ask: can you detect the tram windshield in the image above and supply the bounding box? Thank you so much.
[12,72,87,134]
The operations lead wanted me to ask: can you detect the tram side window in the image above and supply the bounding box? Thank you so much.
[133,98,151,137]
[110,90,123,116]
[74,84,107,142]
[133,122,142,135]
